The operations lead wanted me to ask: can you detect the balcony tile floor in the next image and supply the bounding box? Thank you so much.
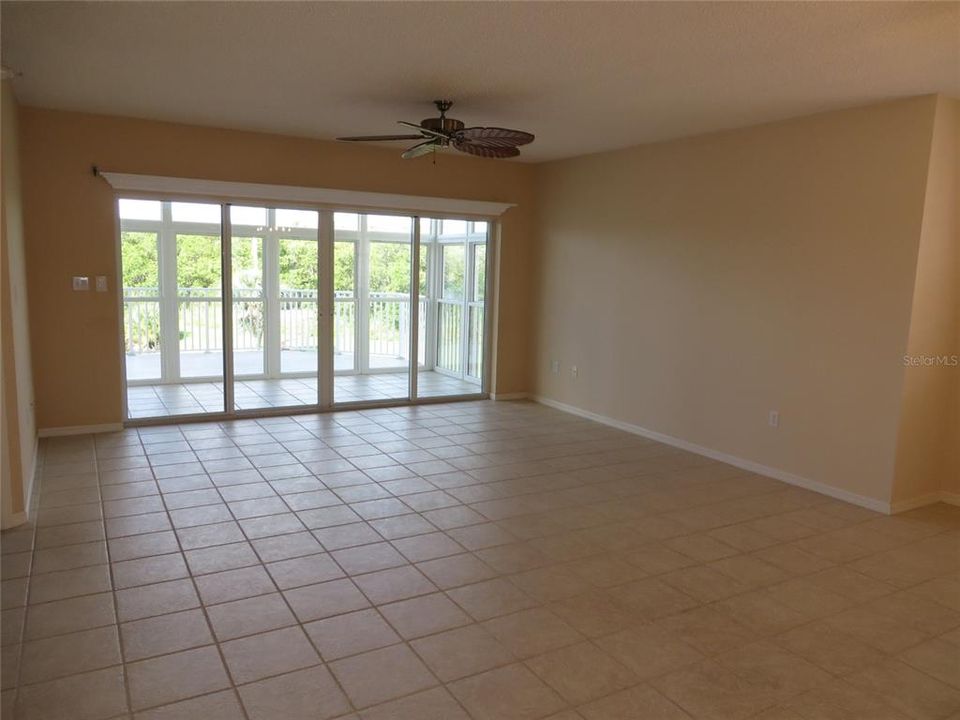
[3,400,959,720]
[126,372,481,418]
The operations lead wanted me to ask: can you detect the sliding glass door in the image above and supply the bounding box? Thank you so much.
[417,219,488,397]
[229,206,320,411]
[119,199,490,421]
[333,213,413,404]
[121,199,226,418]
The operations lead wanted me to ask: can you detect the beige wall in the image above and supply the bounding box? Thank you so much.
[892,97,960,507]
[18,109,537,429]
[532,96,939,506]
[1,79,36,527]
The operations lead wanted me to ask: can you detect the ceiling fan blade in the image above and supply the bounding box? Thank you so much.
[454,127,535,146]
[398,121,447,140]
[452,141,521,159]
[337,134,425,142]
[401,140,438,160]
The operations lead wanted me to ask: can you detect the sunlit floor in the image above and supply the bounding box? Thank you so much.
[126,351,400,382]
[126,372,481,418]
[4,400,959,720]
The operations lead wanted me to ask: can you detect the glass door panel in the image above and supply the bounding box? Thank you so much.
[230,205,320,411]
[170,202,225,414]
[120,199,226,419]
[334,213,412,404]
[231,234,265,377]
[417,218,487,398]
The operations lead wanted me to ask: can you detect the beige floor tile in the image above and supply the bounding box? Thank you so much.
[848,658,960,720]
[195,565,276,605]
[483,607,583,659]
[116,577,200,622]
[360,686,471,720]
[417,553,498,589]
[447,577,537,621]
[221,626,320,684]
[12,404,960,720]
[127,645,231,711]
[579,683,693,719]
[823,607,929,654]
[238,666,350,720]
[28,564,112,604]
[332,542,407,575]
[666,534,740,562]
[775,620,885,676]
[607,577,700,620]
[412,623,515,681]
[714,640,834,696]
[284,578,371,622]
[450,663,566,720]
[867,591,960,636]
[716,590,810,636]
[657,606,758,656]
[353,564,436,604]
[121,608,213,661]
[330,643,437,708]
[651,659,783,720]
[392,531,465,562]
[379,592,471,638]
[596,623,704,680]
[20,625,122,684]
[134,689,245,719]
[900,638,960,689]
[112,552,189,589]
[750,544,835,576]
[548,591,641,637]
[305,608,400,660]
[778,679,910,720]
[15,666,127,720]
[910,577,960,612]
[265,552,344,589]
[24,592,116,640]
[184,542,258,575]
[526,641,637,704]
[33,541,108,574]
[206,592,296,641]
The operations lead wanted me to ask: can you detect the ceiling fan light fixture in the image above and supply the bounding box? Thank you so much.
[336,100,534,160]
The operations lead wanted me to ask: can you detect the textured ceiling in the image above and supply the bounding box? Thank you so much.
[2,1,958,162]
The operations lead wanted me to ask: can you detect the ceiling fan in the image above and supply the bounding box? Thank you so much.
[337,100,534,160]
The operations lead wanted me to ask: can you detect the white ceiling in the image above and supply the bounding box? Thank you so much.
[2,2,957,162]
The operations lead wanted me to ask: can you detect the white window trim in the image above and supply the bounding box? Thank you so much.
[100,172,515,219]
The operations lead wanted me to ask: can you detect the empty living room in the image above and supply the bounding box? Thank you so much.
[1,2,958,719]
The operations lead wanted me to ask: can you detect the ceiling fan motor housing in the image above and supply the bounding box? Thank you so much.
[421,116,465,134]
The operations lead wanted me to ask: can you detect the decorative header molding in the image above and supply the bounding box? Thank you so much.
[97,171,515,218]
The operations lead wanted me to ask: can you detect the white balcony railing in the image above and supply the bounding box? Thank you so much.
[123,288,439,374]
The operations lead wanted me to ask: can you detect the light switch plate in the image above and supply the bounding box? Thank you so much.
[72,276,90,291]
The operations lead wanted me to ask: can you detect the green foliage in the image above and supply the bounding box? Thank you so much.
[121,232,159,288]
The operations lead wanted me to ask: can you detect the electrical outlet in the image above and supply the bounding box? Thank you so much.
[768,410,779,428]
[571,365,579,378]
[95,276,108,292]
[551,359,560,375]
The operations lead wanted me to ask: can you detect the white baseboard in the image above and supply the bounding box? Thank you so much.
[942,492,960,507]
[531,395,892,515]
[38,423,124,438]
[892,491,960,513]
[0,510,28,530]
[491,392,528,401]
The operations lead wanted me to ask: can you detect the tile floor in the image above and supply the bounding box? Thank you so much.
[2,400,959,720]
[126,372,481,417]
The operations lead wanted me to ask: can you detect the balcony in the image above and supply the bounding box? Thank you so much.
[124,286,481,416]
